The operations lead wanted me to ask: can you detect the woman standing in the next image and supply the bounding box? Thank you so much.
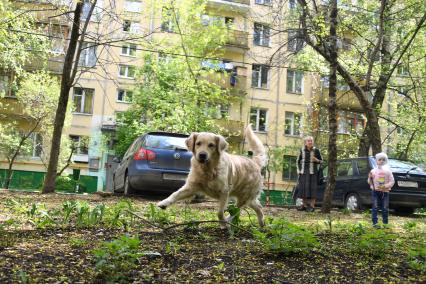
[296,136,323,212]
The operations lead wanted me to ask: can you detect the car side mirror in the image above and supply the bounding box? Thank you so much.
[113,157,121,163]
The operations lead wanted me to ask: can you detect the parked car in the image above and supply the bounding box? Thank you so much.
[292,157,426,214]
[113,132,192,195]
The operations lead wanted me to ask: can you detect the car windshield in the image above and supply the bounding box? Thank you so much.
[387,159,424,172]
[145,135,188,150]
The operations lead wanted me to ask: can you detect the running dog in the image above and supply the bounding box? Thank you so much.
[157,124,266,227]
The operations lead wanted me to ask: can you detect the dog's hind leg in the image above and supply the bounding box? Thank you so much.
[249,199,265,227]
[157,185,197,209]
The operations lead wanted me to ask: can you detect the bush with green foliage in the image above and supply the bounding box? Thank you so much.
[407,245,426,272]
[93,235,143,283]
[348,226,396,258]
[55,176,78,193]
[253,218,319,255]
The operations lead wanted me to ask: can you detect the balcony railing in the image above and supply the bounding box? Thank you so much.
[223,0,250,5]
[207,0,250,13]
[215,119,245,138]
[226,30,249,49]
[205,67,247,97]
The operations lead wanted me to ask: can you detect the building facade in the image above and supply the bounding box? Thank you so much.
[1,0,325,193]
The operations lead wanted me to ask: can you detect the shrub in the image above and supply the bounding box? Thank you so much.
[55,176,77,193]
[253,218,319,255]
[407,245,426,272]
[349,227,396,258]
[93,235,143,283]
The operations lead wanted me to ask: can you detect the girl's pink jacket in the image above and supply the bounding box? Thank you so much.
[368,168,395,192]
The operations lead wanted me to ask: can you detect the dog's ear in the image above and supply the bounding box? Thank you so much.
[215,135,228,153]
[185,133,198,152]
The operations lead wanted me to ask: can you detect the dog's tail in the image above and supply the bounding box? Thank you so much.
[245,124,267,168]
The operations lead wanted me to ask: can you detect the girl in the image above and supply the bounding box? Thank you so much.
[368,152,395,226]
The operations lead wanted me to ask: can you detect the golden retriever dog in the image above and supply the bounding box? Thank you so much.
[157,124,266,227]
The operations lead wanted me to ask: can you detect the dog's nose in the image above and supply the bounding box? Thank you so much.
[198,152,208,162]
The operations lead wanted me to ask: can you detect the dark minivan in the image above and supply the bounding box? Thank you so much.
[293,157,426,214]
[113,132,192,195]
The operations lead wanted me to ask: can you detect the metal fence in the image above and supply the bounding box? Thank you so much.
[0,169,98,193]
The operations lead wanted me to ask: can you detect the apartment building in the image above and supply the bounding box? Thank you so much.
[1,0,323,193]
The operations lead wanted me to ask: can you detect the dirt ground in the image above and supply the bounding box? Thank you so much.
[0,190,425,283]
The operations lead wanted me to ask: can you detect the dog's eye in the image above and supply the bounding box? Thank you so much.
[208,143,215,148]
[196,141,202,146]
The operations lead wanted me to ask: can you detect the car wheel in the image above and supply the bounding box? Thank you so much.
[345,193,362,211]
[394,207,415,215]
[124,174,134,196]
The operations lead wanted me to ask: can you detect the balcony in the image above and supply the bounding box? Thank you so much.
[207,0,250,13]
[205,67,247,97]
[215,119,245,139]
[318,80,364,112]
[226,30,249,50]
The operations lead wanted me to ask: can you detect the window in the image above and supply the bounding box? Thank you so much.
[82,0,103,21]
[287,30,304,52]
[124,0,142,13]
[115,111,125,125]
[286,70,303,94]
[81,0,92,20]
[161,8,177,32]
[49,25,65,54]
[289,0,297,9]
[397,64,409,76]
[250,108,267,132]
[225,17,234,27]
[252,64,269,88]
[70,135,89,155]
[337,111,365,134]
[123,20,141,33]
[337,161,353,177]
[216,104,229,119]
[254,23,270,47]
[285,112,302,136]
[337,111,348,134]
[255,0,271,5]
[79,43,97,67]
[282,155,298,181]
[30,133,42,158]
[0,75,16,97]
[73,88,94,114]
[117,89,133,102]
[121,44,137,56]
[119,65,136,78]
[356,159,369,176]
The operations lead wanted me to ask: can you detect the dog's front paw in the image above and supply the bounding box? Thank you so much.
[157,201,168,209]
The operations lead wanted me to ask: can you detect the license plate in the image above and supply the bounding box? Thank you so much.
[163,173,187,181]
[397,181,418,188]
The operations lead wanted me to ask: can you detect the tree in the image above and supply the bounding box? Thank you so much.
[294,0,426,156]
[42,0,155,193]
[0,0,48,75]
[42,1,87,193]
[0,72,63,189]
[114,0,234,156]
[321,0,338,213]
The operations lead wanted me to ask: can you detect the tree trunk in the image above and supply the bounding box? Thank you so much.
[42,2,83,193]
[321,0,338,214]
[358,124,370,157]
[4,160,14,189]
